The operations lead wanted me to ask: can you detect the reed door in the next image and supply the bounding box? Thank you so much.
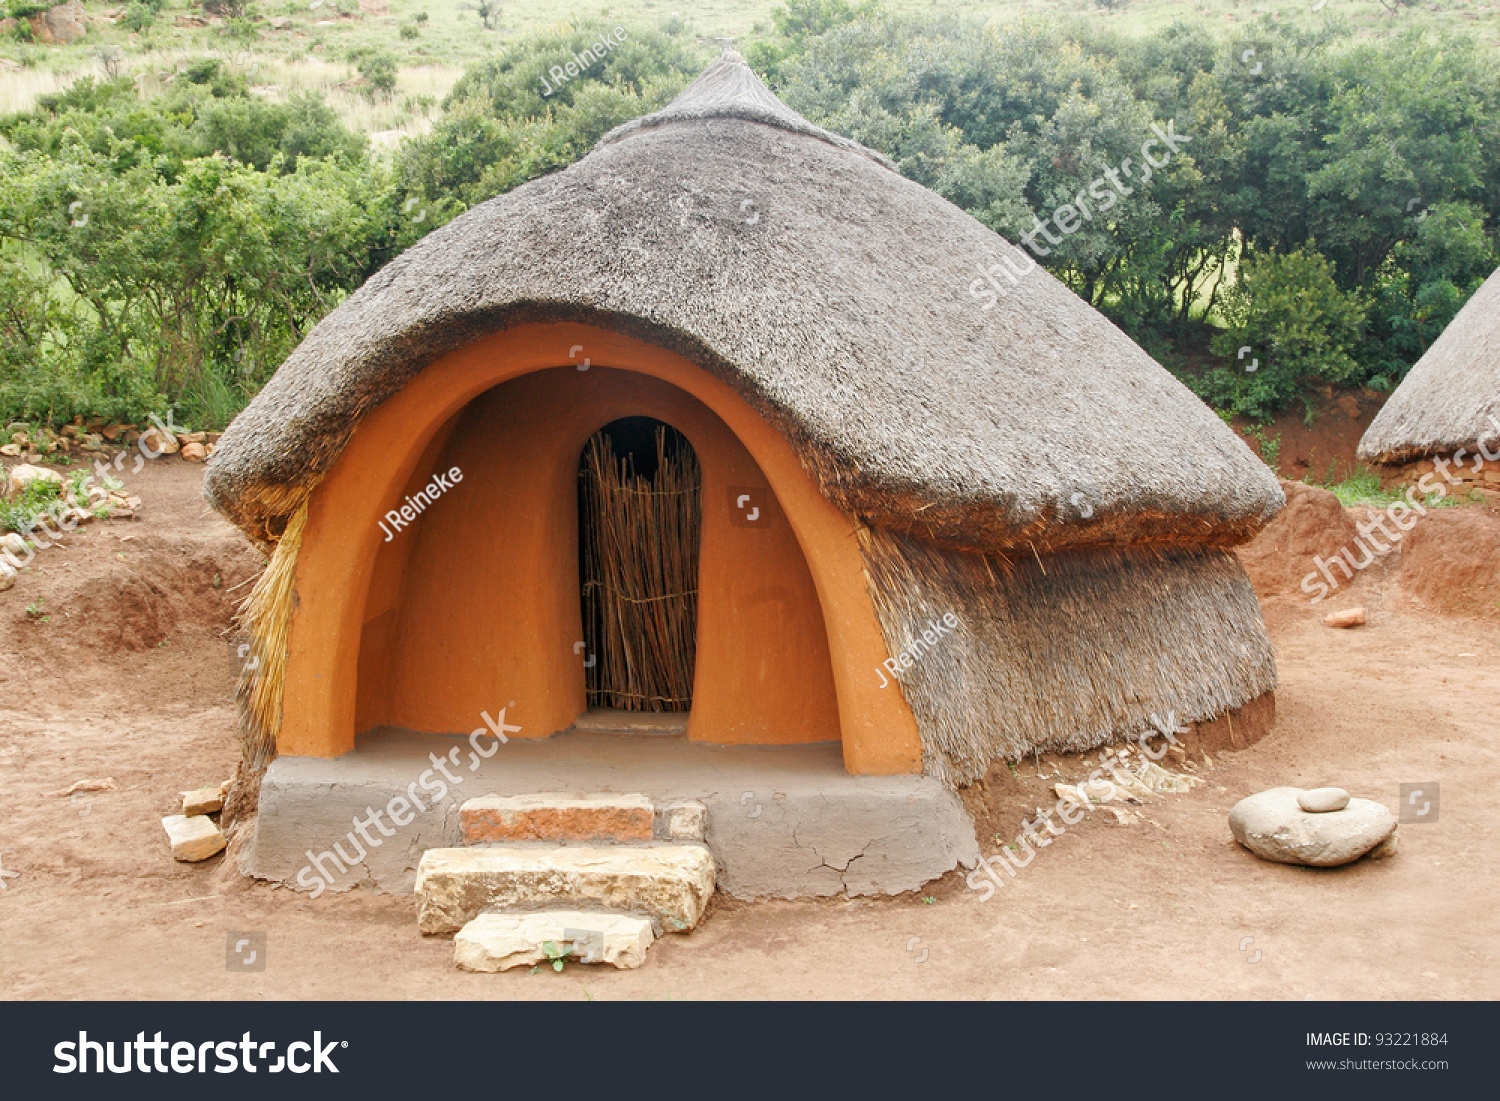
[578,419,702,712]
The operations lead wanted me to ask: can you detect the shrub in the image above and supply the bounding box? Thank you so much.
[121,1,158,31]
[357,51,399,100]
[1201,249,1368,421]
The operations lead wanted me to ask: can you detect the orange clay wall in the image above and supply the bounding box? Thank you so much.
[279,323,924,774]
[362,366,841,745]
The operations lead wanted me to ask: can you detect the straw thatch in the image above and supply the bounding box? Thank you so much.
[204,49,1281,555]
[205,49,1282,783]
[221,499,306,822]
[860,529,1276,786]
[1359,265,1500,464]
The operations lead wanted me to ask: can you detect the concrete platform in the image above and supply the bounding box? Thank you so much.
[246,727,978,900]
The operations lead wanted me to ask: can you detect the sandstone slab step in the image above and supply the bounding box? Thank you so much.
[416,843,714,935]
[461,793,654,843]
[454,910,654,972]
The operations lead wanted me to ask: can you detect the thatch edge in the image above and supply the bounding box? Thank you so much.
[221,500,308,828]
[859,528,1278,787]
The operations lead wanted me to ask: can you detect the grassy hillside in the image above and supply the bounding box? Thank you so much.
[4,0,1499,138]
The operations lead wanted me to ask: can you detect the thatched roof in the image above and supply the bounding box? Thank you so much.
[1359,266,1500,464]
[862,531,1275,786]
[204,49,1282,552]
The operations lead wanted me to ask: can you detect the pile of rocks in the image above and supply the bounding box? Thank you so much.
[1,419,221,463]
[1229,786,1397,866]
[161,781,233,863]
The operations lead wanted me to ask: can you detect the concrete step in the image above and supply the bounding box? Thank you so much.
[416,842,715,935]
[459,793,708,844]
[571,709,688,735]
[454,910,655,972]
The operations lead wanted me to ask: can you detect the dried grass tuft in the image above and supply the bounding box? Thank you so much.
[221,499,307,827]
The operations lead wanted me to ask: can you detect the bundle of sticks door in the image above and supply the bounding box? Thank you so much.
[580,426,701,711]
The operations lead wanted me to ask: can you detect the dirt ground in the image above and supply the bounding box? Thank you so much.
[0,461,1496,1000]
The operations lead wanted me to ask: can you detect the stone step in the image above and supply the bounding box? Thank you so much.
[454,910,655,972]
[416,843,715,935]
[461,793,654,843]
[459,793,708,844]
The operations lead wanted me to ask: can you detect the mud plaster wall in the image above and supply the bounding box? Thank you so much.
[275,323,925,773]
[357,366,841,746]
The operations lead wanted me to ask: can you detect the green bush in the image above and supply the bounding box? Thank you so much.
[357,51,399,100]
[1201,250,1368,421]
[121,1,158,31]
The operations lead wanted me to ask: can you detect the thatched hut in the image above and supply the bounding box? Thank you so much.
[205,49,1283,808]
[1358,266,1500,501]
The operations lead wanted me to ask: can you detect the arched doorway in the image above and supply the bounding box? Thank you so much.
[578,417,701,714]
[352,363,849,749]
[285,323,924,772]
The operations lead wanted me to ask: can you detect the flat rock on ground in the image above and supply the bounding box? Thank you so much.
[1229,787,1396,866]
[454,910,654,972]
[161,814,226,862]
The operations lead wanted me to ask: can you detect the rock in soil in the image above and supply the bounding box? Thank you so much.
[453,910,654,972]
[180,786,223,816]
[162,814,226,862]
[1230,787,1395,866]
[1324,607,1366,629]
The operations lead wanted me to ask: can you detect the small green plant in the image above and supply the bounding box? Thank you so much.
[414,9,428,21]
[399,21,419,39]
[921,896,937,905]
[541,940,570,972]
[1318,469,1400,508]
[223,15,260,41]
[1244,426,1281,470]
[0,478,64,535]
[25,598,48,622]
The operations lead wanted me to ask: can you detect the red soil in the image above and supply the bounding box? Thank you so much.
[0,461,1496,1000]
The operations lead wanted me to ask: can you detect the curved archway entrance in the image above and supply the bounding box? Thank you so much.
[278,321,924,773]
[352,365,844,747]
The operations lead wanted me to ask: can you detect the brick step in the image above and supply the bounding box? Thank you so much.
[459,793,706,844]
[416,842,716,935]
[454,910,655,972]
